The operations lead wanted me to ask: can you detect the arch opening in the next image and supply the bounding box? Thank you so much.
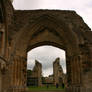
[27,45,67,90]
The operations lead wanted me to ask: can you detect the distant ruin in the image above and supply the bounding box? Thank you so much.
[53,58,66,86]
[27,58,66,87]
[27,60,42,86]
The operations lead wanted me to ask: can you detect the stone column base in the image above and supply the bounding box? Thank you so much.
[66,87,80,92]
[80,87,92,92]
[66,87,92,92]
[9,86,27,92]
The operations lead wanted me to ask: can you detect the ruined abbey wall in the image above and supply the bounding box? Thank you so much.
[30,60,42,86]
[53,58,65,85]
[0,0,92,92]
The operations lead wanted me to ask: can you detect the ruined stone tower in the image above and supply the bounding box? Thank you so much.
[53,58,64,85]
[31,60,42,86]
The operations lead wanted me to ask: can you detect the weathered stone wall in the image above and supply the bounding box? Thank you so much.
[0,23,9,92]
[0,0,92,92]
[80,43,92,88]
[53,58,65,85]
[9,55,27,91]
[31,60,42,86]
[0,24,5,56]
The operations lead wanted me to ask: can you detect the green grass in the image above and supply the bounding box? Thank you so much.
[28,86,65,91]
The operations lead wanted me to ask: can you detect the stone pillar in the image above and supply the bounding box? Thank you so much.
[10,55,27,92]
[80,44,92,92]
[66,55,81,92]
[0,23,11,92]
[71,55,81,85]
[77,43,92,92]
[0,66,2,92]
[0,24,5,56]
[0,58,10,92]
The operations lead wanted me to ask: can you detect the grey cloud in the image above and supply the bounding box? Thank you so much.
[27,46,66,76]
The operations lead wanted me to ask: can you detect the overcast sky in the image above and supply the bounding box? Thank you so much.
[12,0,92,76]
[27,46,66,77]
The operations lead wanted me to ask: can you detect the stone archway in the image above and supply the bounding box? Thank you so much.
[9,14,82,92]
[0,1,92,92]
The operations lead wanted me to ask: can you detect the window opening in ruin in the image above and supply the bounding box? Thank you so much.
[27,45,67,90]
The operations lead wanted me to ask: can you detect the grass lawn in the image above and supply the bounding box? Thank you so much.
[28,86,65,91]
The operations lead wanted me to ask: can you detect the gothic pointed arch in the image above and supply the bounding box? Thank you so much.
[13,14,79,57]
